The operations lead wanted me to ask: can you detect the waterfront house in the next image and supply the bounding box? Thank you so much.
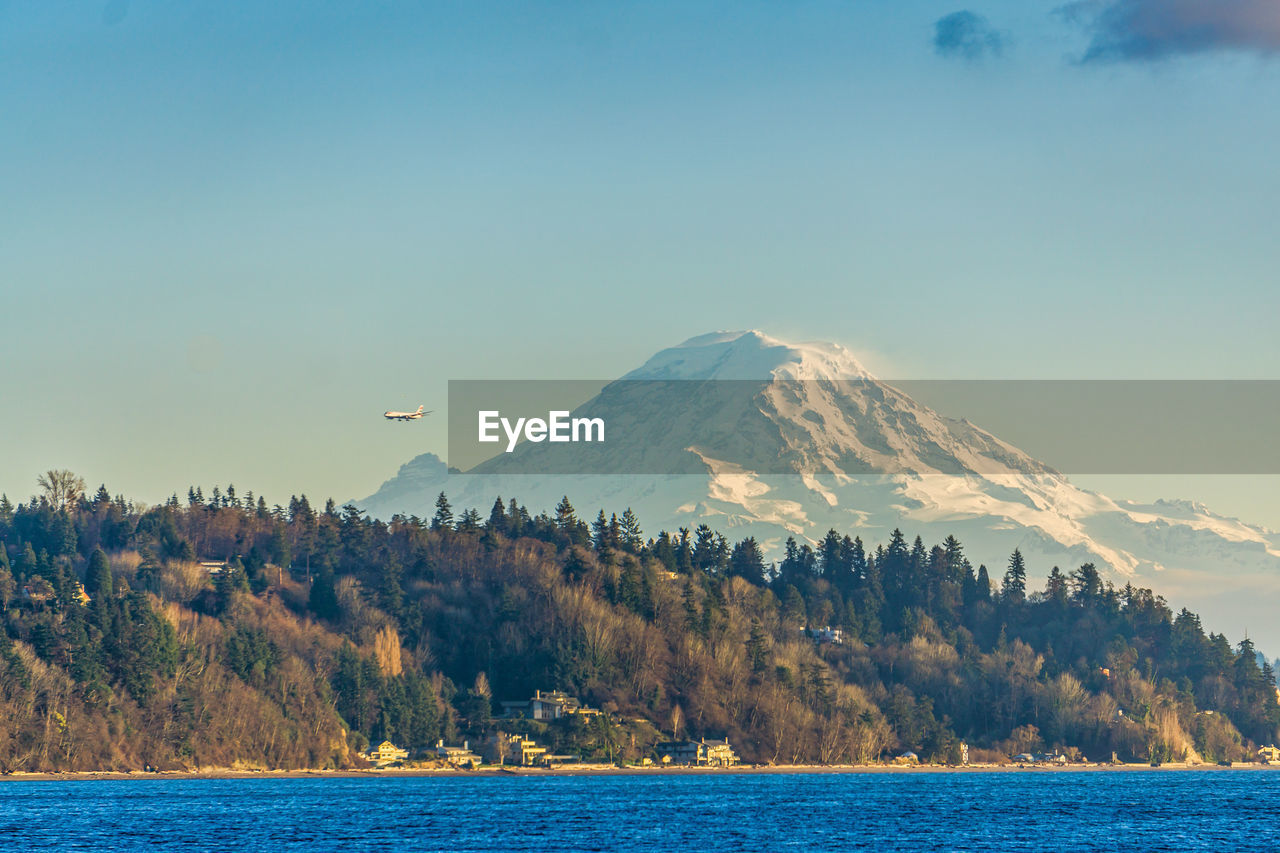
[1259,745,1280,764]
[486,732,548,766]
[656,738,739,767]
[362,740,409,767]
[436,739,482,768]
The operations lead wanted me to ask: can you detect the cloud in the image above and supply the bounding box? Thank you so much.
[1061,0,1280,61]
[933,11,1010,61]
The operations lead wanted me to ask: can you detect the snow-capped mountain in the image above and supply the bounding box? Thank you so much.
[361,331,1280,648]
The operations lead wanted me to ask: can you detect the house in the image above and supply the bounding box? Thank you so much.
[362,740,409,767]
[199,561,227,575]
[486,731,547,766]
[531,690,579,720]
[435,739,482,768]
[1009,751,1070,765]
[20,583,53,605]
[1259,745,1280,764]
[703,739,738,766]
[500,689,601,721]
[808,626,845,645]
[656,738,739,767]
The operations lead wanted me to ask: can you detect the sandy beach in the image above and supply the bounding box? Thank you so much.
[5,761,1278,782]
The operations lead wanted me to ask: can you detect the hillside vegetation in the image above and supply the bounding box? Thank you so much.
[1,472,1276,771]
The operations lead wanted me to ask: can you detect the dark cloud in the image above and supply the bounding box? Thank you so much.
[1061,0,1280,61]
[933,11,1009,61]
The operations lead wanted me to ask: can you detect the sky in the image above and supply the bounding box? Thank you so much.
[2,1,1278,524]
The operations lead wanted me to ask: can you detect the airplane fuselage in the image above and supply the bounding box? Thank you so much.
[384,405,428,421]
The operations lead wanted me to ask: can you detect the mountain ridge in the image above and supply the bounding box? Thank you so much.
[362,331,1280,649]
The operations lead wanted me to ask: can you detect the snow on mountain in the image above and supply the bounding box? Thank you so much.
[360,330,1280,649]
[624,330,872,382]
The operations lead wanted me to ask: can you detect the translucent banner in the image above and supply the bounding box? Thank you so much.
[446,379,1280,475]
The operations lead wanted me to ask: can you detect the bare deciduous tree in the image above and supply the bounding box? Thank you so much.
[374,625,403,677]
[37,469,85,510]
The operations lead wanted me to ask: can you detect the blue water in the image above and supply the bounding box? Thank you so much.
[3,771,1279,851]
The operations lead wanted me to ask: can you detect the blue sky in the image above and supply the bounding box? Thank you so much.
[2,1,1278,522]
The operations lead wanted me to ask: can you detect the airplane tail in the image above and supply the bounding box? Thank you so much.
[416,405,424,413]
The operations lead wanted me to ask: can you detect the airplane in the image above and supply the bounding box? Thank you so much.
[384,405,430,421]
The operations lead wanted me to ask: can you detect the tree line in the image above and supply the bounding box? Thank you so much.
[1,470,1276,771]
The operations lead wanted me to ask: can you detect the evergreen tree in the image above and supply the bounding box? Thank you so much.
[0,549,13,613]
[818,529,849,586]
[215,557,250,601]
[554,496,587,545]
[1071,563,1103,605]
[880,529,912,624]
[650,531,676,570]
[1045,566,1068,605]
[554,496,577,531]
[269,522,292,569]
[592,510,613,555]
[456,508,481,533]
[15,542,38,580]
[692,525,719,573]
[847,536,868,586]
[782,585,807,627]
[1002,549,1027,604]
[379,552,404,615]
[619,508,642,552]
[746,620,769,673]
[961,563,980,607]
[975,564,992,601]
[487,497,507,533]
[84,548,113,598]
[431,492,454,531]
[308,569,341,620]
[675,528,693,574]
[729,538,767,586]
[506,498,526,537]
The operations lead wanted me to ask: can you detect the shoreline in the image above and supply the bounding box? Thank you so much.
[4,762,1278,782]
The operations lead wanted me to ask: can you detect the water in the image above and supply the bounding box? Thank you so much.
[3,770,1279,851]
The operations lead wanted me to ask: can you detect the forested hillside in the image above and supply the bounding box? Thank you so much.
[1,471,1276,771]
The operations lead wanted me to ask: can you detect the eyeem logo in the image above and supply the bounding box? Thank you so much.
[478,410,605,453]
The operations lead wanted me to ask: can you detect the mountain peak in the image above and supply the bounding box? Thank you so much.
[625,330,871,381]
